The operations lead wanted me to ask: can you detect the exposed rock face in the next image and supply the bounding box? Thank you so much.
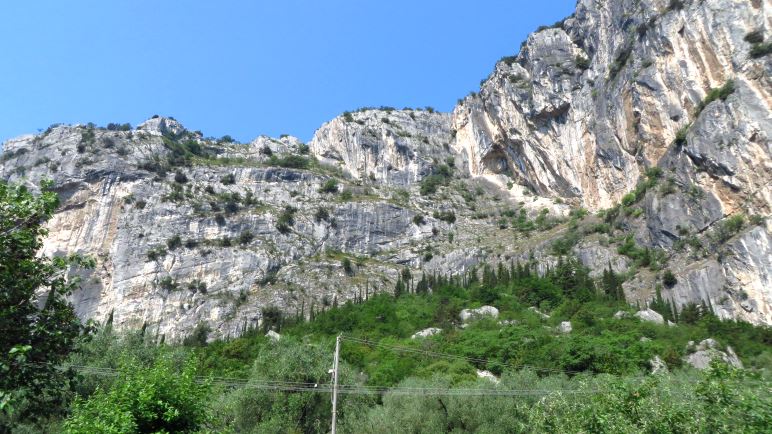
[453,0,769,212]
[684,338,743,369]
[1,0,770,340]
[0,121,442,340]
[309,109,454,185]
[661,229,771,324]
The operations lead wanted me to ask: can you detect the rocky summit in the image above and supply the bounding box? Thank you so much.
[1,0,770,341]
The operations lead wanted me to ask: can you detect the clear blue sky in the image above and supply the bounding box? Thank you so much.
[0,1,575,143]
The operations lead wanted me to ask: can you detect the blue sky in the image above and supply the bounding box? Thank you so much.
[0,1,575,143]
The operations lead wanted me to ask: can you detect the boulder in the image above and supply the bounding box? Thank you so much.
[136,116,187,137]
[634,309,665,325]
[684,338,743,369]
[265,330,281,342]
[460,306,499,322]
[613,310,631,319]
[476,370,500,384]
[528,307,550,319]
[411,327,442,339]
[649,355,668,374]
[558,321,572,333]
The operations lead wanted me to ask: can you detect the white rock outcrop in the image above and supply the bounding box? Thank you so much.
[649,355,668,374]
[476,370,500,384]
[309,109,454,186]
[411,327,442,339]
[528,307,550,319]
[684,339,743,370]
[460,306,499,323]
[558,321,573,333]
[634,309,665,325]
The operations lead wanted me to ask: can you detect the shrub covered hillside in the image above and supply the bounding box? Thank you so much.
[7,257,771,433]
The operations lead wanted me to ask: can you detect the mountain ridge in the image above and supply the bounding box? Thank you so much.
[1,0,769,340]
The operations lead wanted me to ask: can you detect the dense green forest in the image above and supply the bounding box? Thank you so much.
[2,182,771,433]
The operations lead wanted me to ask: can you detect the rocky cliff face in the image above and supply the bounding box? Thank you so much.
[453,0,769,210]
[1,0,770,338]
[451,0,771,323]
[309,109,454,185]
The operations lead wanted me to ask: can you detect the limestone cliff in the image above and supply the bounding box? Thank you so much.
[1,0,770,338]
[453,0,769,210]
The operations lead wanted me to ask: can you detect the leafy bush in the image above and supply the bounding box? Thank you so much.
[621,192,637,206]
[210,339,371,433]
[617,236,665,269]
[166,235,182,250]
[276,206,297,234]
[106,122,131,131]
[609,44,633,79]
[173,171,188,184]
[662,269,677,287]
[319,178,339,194]
[269,155,311,169]
[158,276,177,291]
[339,189,354,201]
[146,245,167,261]
[220,173,236,185]
[433,210,456,224]
[412,214,425,225]
[575,55,590,70]
[342,257,354,275]
[744,30,764,44]
[668,0,684,10]
[713,214,744,243]
[695,80,735,116]
[238,231,254,245]
[750,42,772,58]
[314,207,330,223]
[63,356,209,433]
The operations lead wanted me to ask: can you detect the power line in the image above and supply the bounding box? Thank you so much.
[58,363,610,396]
[54,362,771,398]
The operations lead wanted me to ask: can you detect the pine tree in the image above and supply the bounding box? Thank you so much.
[394,278,406,298]
[601,263,625,301]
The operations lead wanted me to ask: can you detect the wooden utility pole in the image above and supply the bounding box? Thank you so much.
[331,334,341,434]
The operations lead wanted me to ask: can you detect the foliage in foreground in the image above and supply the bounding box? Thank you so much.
[63,356,209,434]
[0,181,92,429]
[54,330,771,434]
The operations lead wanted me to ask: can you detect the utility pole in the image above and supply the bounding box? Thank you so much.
[331,334,341,434]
